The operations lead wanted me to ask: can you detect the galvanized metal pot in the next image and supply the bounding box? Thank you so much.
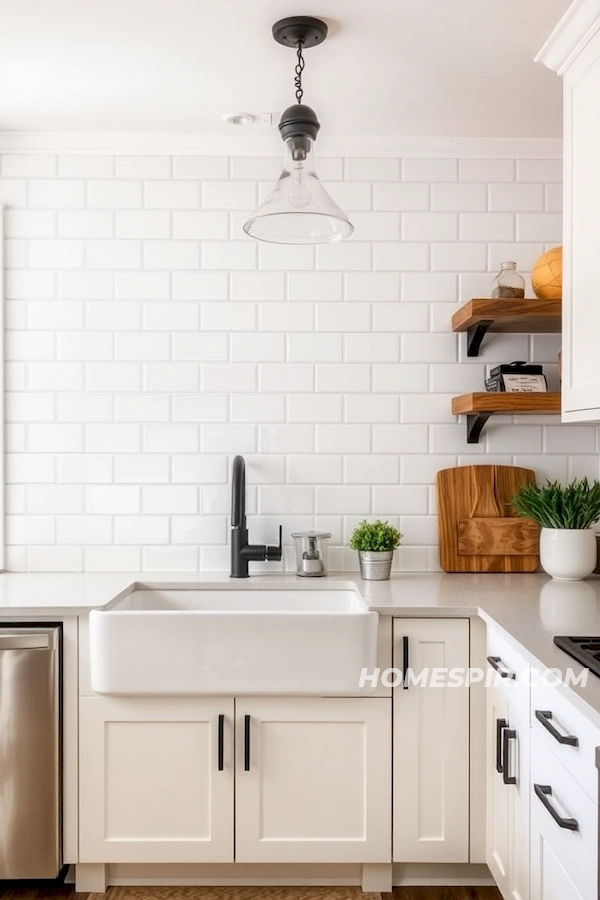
[358,550,394,581]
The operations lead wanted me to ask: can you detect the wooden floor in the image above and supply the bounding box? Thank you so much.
[0,885,502,900]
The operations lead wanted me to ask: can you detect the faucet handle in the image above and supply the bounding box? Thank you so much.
[266,525,283,562]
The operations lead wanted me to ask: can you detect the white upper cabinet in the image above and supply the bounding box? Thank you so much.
[537,0,600,421]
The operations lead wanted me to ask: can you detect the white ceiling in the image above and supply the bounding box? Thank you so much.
[0,0,570,139]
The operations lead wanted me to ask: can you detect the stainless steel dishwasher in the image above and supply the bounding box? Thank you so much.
[0,625,62,879]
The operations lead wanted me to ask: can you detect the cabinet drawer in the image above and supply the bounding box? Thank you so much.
[531,681,600,801]
[530,734,597,900]
[486,625,530,717]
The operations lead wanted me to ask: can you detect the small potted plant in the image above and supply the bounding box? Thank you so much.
[512,478,600,581]
[349,519,402,581]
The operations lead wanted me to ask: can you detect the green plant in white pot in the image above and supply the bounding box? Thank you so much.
[349,519,402,581]
[512,478,600,581]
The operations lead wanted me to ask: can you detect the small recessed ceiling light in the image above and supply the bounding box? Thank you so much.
[223,112,256,126]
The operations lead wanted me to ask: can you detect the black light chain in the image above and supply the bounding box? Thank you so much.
[294,40,305,104]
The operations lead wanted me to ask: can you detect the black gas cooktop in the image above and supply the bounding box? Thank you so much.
[554,636,600,677]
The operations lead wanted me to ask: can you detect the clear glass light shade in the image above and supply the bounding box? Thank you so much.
[243,137,353,244]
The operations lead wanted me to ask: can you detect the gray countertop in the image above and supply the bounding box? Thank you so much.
[2,570,600,728]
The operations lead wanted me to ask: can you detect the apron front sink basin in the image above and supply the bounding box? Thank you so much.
[89,585,378,695]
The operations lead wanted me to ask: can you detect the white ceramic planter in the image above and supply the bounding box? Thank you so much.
[539,528,597,581]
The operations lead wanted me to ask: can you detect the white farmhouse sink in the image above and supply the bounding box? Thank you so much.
[89,585,378,696]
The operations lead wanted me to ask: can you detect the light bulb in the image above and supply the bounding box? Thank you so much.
[286,161,311,208]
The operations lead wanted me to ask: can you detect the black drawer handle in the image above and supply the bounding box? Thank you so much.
[244,714,251,771]
[403,635,409,689]
[534,784,579,831]
[487,655,516,680]
[502,728,517,785]
[496,717,508,773]
[217,714,224,771]
[535,710,579,747]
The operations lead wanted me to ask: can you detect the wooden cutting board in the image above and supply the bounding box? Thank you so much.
[437,465,539,572]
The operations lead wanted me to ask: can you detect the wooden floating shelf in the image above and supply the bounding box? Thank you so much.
[452,298,562,357]
[451,392,561,444]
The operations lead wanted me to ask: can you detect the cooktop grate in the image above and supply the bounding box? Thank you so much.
[553,635,600,677]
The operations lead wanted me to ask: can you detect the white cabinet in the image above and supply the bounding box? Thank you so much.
[530,733,597,900]
[80,695,391,866]
[79,696,234,863]
[538,2,600,421]
[235,697,391,863]
[486,685,530,900]
[393,618,470,863]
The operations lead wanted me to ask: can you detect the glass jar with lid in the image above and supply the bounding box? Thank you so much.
[491,261,525,299]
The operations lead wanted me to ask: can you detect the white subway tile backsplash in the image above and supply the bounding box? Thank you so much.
[173,156,229,180]
[116,156,171,179]
[517,159,562,183]
[202,181,256,209]
[57,515,111,544]
[117,210,171,239]
[345,157,400,181]
[404,158,457,182]
[203,240,256,271]
[260,302,313,332]
[373,182,428,211]
[431,182,487,212]
[232,271,285,301]
[288,394,341,423]
[316,363,371,393]
[145,180,200,208]
[403,212,457,241]
[259,364,313,393]
[116,333,170,361]
[6,209,56,238]
[316,303,368,332]
[345,272,399,303]
[144,423,198,453]
[288,333,342,363]
[1,149,571,572]
[87,180,141,208]
[489,183,545,212]
[86,239,142,269]
[172,271,228,301]
[29,179,85,207]
[373,242,429,271]
[288,455,342,484]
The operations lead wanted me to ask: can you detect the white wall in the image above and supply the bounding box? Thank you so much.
[1,150,593,573]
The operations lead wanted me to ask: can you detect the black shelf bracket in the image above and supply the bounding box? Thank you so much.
[466,320,493,357]
[466,413,492,444]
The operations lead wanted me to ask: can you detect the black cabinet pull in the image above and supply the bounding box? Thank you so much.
[217,714,224,771]
[402,635,409,689]
[534,784,579,831]
[496,717,508,773]
[244,714,251,771]
[487,655,516,680]
[502,728,517,785]
[535,710,579,747]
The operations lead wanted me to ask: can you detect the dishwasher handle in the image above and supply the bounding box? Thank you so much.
[0,633,51,650]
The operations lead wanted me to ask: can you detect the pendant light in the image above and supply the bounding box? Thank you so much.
[243,16,353,245]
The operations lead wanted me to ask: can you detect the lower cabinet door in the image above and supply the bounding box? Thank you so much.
[393,618,470,863]
[235,697,391,863]
[487,683,510,895]
[530,735,597,900]
[504,704,530,900]
[79,696,234,863]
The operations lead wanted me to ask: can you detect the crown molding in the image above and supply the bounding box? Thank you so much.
[536,0,600,75]
[0,131,562,159]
